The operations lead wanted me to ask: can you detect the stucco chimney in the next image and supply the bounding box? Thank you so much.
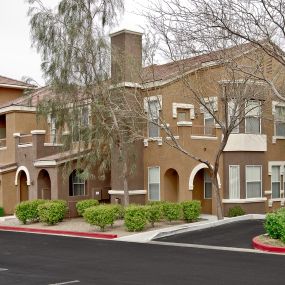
[110,29,143,83]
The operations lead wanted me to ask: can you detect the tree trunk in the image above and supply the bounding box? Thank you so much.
[123,159,129,206]
[212,177,224,220]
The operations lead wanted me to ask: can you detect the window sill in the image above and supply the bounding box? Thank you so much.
[108,190,147,196]
[0,147,7,151]
[144,137,162,147]
[272,136,285,143]
[191,135,218,141]
[177,121,192,127]
[223,198,267,203]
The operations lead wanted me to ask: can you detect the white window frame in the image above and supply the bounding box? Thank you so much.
[246,165,262,199]
[204,171,212,199]
[273,102,285,138]
[228,100,239,134]
[271,165,281,199]
[229,165,240,199]
[49,115,57,144]
[70,171,86,196]
[147,99,160,138]
[148,166,160,201]
[245,100,261,134]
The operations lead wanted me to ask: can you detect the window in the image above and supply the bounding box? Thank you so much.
[275,106,285,137]
[177,109,189,122]
[271,166,281,199]
[148,167,160,201]
[204,171,212,199]
[72,106,90,142]
[246,166,262,198]
[245,101,261,134]
[228,101,239,133]
[50,115,56,144]
[229,166,240,199]
[148,100,160,138]
[69,170,86,196]
[204,109,215,136]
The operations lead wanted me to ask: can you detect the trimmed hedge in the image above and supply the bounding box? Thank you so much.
[83,205,116,231]
[38,202,67,225]
[124,205,147,232]
[181,200,201,222]
[0,207,4,217]
[15,199,46,224]
[76,199,99,216]
[51,200,68,221]
[227,206,245,217]
[162,202,181,222]
[264,211,285,240]
[145,204,162,227]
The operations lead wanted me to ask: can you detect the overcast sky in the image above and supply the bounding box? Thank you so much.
[0,0,145,86]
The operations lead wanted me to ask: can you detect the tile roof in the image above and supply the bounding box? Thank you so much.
[142,42,255,83]
[0,86,53,109]
[0,75,36,89]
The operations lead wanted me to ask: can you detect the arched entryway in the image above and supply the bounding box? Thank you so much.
[37,169,51,199]
[19,171,29,202]
[192,168,212,214]
[164,168,179,202]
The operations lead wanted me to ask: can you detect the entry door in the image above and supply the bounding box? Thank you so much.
[20,174,29,202]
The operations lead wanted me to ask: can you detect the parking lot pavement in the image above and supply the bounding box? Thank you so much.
[155,219,265,249]
[1,228,285,285]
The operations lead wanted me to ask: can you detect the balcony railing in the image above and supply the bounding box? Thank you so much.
[0,138,6,148]
[191,125,216,137]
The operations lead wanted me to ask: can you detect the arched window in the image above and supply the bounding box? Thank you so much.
[69,170,86,196]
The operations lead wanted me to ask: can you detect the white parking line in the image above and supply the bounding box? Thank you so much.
[149,241,284,255]
[0,268,8,272]
[49,280,80,285]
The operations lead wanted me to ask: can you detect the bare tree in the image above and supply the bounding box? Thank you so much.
[141,0,279,219]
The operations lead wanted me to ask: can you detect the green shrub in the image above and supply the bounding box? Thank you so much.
[162,202,181,222]
[227,206,246,217]
[0,207,4,217]
[76,199,99,216]
[264,211,285,239]
[83,205,116,231]
[145,205,162,227]
[38,202,66,225]
[51,200,68,221]
[124,205,147,232]
[110,204,125,220]
[147,201,166,206]
[15,199,46,224]
[181,200,201,222]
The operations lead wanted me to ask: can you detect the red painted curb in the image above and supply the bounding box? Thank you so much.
[0,225,117,239]
[252,236,285,253]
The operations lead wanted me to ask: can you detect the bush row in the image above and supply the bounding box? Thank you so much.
[264,208,285,243]
[15,199,68,225]
[81,200,201,232]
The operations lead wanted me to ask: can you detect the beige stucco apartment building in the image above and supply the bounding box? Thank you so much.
[0,30,285,217]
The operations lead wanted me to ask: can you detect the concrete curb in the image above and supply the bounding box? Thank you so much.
[252,236,285,253]
[0,225,117,240]
[116,214,265,243]
[153,214,265,240]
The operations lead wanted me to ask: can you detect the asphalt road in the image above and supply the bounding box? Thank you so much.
[155,219,265,248]
[0,229,283,285]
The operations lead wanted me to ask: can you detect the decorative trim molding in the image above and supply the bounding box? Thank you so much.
[172,103,195,119]
[189,163,221,190]
[222,198,267,204]
[108,190,147,196]
[31,130,46,135]
[177,121,193,127]
[34,160,57,167]
[15,166,31,186]
[191,136,218,141]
